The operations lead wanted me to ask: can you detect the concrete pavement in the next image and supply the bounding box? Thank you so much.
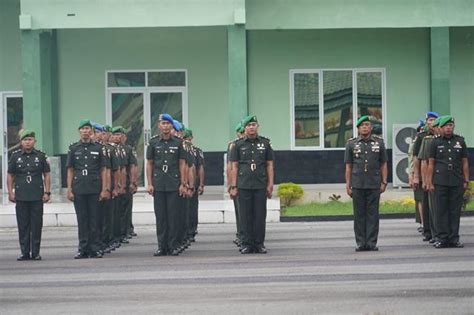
[1,218,473,314]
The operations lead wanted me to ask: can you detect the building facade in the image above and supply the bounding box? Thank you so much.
[1,0,473,188]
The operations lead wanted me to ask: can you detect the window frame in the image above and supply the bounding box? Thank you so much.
[290,68,386,151]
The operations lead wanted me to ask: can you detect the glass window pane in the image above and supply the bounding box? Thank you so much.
[6,97,23,157]
[323,71,353,148]
[111,93,145,186]
[294,73,320,147]
[357,72,383,136]
[148,72,186,87]
[108,72,145,87]
[150,92,183,136]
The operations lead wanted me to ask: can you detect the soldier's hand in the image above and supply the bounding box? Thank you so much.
[8,192,16,203]
[147,185,154,195]
[99,190,109,201]
[427,183,435,193]
[346,185,352,198]
[463,182,469,191]
[112,189,119,198]
[229,187,238,199]
[380,183,387,193]
[42,193,50,203]
[130,185,138,194]
[179,184,187,197]
[67,190,74,202]
[266,185,273,199]
[198,185,204,195]
[412,177,419,189]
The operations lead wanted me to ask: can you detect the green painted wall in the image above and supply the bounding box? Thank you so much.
[56,26,228,153]
[0,0,22,91]
[247,28,431,149]
[247,0,474,30]
[20,0,244,29]
[450,27,474,146]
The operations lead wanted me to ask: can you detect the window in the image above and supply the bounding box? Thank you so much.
[291,69,385,150]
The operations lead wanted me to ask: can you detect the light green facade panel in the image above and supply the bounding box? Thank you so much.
[0,0,22,91]
[56,27,228,153]
[247,28,431,149]
[20,0,244,29]
[247,0,474,30]
[450,27,474,146]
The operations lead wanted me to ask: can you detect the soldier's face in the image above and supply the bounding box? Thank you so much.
[159,120,172,135]
[110,134,121,144]
[21,137,36,150]
[79,126,92,140]
[442,123,454,136]
[426,117,436,127]
[245,122,258,136]
[357,121,372,136]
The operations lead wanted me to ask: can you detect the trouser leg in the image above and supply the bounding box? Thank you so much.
[16,201,31,256]
[448,185,464,244]
[253,189,267,248]
[233,198,241,239]
[434,185,449,244]
[87,194,100,253]
[352,188,367,248]
[421,190,431,238]
[167,191,182,250]
[365,189,381,248]
[73,194,90,254]
[238,189,254,247]
[30,200,44,257]
[428,191,438,241]
[154,191,168,250]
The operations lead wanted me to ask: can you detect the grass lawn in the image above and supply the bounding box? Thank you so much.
[282,200,474,217]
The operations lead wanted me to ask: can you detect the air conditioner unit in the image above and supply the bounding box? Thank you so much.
[392,124,417,188]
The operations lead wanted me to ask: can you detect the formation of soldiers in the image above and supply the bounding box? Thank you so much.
[6,112,469,260]
[408,112,469,249]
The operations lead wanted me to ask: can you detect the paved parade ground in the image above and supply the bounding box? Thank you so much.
[1,218,473,314]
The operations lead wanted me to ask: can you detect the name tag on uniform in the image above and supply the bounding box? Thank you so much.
[74,152,82,155]
[91,151,99,155]
[169,146,178,149]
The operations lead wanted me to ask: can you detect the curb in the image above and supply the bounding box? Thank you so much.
[280,210,474,222]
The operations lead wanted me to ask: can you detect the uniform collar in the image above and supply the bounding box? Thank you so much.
[356,134,373,142]
[21,148,36,155]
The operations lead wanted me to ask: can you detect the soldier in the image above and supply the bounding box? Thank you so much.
[229,115,274,254]
[412,112,439,242]
[427,116,469,248]
[417,117,442,244]
[227,122,245,248]
[344,115,388,252]
[408,121,425,233]
[7,130,51,261]
[120,130,138,239]
[67,119,109,258]
[183,128,205,242]
[146,113,188,256]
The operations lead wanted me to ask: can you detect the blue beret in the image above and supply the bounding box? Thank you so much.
[418,119,425,127]
[92,122,104,132]
[173,119,183,131]
[159,113,174,124]
[426,111,439,119]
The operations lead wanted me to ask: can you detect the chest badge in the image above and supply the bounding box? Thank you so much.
[453,141,462,149]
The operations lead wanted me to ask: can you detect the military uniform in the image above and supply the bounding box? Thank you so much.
[123,144,138,237]
[8,148,50,259]
[66,140,107,257]
[147,134,186,255]
[190,145,204,238]
[344,134,388,250]
[227,138,242,243]
[229,134,274,253]
[102,142,120,250]
[428,133,468,247]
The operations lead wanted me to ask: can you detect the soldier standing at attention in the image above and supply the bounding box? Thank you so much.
[8,130,51,261]
[427,116,469,248]
[412,112,439,242]
[120,130,138,239]
[344,116,388,252]
[229,115,274,254]
[67,119,108,259]
[227,122,245,248]
[147,114,188,256]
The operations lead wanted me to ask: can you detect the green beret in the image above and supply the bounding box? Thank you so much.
[103,125,112,132]
[183,128,193,139]
[20,130,35,140]
[439,115,454,128]
[78,119,92,129]
[235,122,243,132]
[431,117,441,127]
[111,126,124,134]
[242,115,258,127]
[356,115,371,127]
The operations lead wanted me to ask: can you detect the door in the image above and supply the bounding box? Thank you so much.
[1,92,23,204]
[108,88,186,188]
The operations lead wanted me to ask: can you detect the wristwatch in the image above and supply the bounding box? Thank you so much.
[45,192,51,196]
[229,185,237,189]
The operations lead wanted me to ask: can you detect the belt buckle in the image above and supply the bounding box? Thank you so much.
[82,169,88,176]
[250,163,256,172]
[448,164,453,171]
[26,175,32,183]
[162,165,168,173]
